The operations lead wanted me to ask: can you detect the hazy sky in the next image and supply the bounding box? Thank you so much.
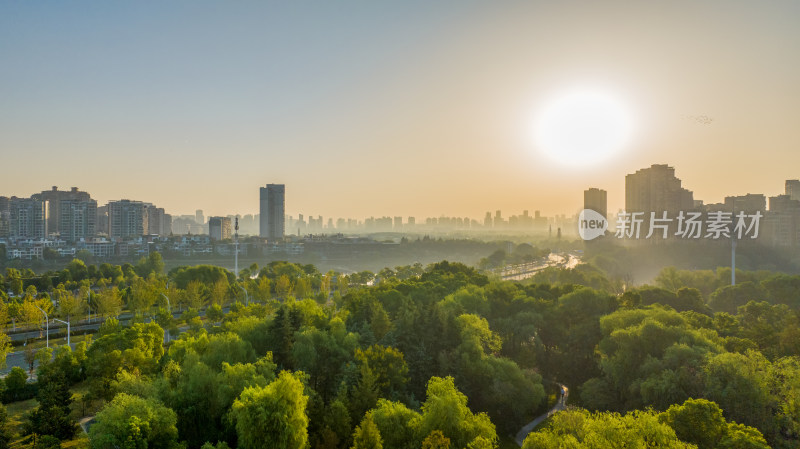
[2,1,799,219]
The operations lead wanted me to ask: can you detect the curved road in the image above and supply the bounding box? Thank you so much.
[514,384,568,447]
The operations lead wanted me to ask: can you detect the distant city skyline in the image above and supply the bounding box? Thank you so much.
[2,2,799,219]
[2,163,797,222]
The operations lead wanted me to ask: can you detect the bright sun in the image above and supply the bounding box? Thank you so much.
[533,89,634,167]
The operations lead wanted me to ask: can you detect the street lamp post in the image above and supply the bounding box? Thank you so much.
[34,304,49,349]
[86,288,92,323]
[237,283,249,306]
[52,317,70,347]
[162,293,171,311]
[234,217,239,279]
[160,293,172,343]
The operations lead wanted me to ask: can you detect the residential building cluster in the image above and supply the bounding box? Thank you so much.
[584,163,800,247]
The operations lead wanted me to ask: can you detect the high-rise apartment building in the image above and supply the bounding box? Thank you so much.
[723,194,766,214]
[8,197,48,239]
[208,216,232,241]
[785,180,800,201]
[147,205,172,237]
[0,196,10,238]
[584,188,608,219]
[625,164,695,238]
[260,184,285,240]
[106,200,170,238]
[33,186,96,240]
[96,205,109,235]
[626,164,695,214]
[108,200,148,239]
[763,195,800,247]
[59,199,97,242]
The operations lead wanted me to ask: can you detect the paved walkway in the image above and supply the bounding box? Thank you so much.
[514,384,569,446]
[79,415,96,435]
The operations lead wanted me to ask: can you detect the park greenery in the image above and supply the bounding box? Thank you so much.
[0,248,797,448]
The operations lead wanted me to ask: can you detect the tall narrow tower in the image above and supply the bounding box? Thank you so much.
[259,184,285,240]
[234,216,239,277]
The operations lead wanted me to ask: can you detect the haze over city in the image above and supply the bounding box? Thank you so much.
[2,1,799,219]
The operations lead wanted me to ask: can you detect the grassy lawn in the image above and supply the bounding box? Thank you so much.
[5,397,37,438]
[13,333,93,352]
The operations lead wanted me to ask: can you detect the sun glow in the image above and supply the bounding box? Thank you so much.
[533,89,634,167]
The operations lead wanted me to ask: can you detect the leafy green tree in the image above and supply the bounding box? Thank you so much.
[66,258,89,282]
[4,367,31,401]
[414,376,497,449]
[231,371,309,449]
[154,308,176,342]
[265,303,304,369]
[703,351,776,441]
[86,322,164,399]
[160,350,271,448]
[538,287,618,392]
[179,280,207,309]
[734,301,791,359]
[38,345,82,385]
[25,376,78,440]
[421,430,450,449]
[761,274,800,308]
[276,275,293,299]
[89,393,179,449]
[135,252,164,277]
[253,275,272,302]
[294,277,311,299]
[52,286,84,321]
[128,277,160,316]
[582,306,722,411]
[34,347,53,370]
[350,365,380,423]
[292,326,355,402]
[0,333,10,370]
[351,414,383,449]
[370,304,392,341]
[446,313,544,433]
[32,435,61,449]
[167,332,255,370]
[708,282,767,314]
[200,443,230,449]
[162,355,220,446]
[314,397,351,449]
[720,423,770,449]
[96,287,123,318]
[209,279,230,306]
[522,408,691,449]
[659,398,769,449]
[0,301,8,330]
[0,403,13,449]
[368,399,420,449]
[171,265,232,289]
[355,345,409,400]
[206,303,224,322]
[619,290,642,309]
[659,398,728,448]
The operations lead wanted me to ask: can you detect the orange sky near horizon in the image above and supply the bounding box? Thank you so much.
[1,1,799,220]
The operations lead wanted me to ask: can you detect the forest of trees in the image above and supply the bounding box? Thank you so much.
[0,251,798,448]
